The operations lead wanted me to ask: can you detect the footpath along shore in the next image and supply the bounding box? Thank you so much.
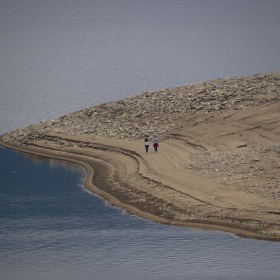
[1,71,280,241]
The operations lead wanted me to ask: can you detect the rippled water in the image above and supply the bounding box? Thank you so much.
[1,0,280,279]
[1,147,280,280]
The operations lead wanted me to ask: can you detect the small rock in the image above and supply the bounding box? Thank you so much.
[237,143,247,148]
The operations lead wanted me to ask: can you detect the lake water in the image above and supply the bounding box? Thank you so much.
[1,0,280,134]
[1,0,280,279]
[1,146,280,280]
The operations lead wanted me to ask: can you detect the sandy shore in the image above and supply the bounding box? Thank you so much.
[1,71,280,241]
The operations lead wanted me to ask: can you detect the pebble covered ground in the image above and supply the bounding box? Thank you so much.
[183,142,280,199]
[4,71,279,143]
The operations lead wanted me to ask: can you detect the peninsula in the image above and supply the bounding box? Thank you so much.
[1,71,280,241]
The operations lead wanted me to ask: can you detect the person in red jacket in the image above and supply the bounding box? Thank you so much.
[153,136,159,152]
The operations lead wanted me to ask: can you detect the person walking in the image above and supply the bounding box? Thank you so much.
[153,136,159,152]
[144,138,149,153]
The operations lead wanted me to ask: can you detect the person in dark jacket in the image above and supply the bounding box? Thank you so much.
[144,138,149,153]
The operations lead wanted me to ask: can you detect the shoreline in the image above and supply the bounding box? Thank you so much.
[1,136,279,242]
[2,71,280,242]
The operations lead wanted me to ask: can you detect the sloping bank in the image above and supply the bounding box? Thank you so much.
[1,71,280,241]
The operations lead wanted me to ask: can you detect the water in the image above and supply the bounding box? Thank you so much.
[1,147,280,280]
[1,0,280,133]
[1,0,280,279]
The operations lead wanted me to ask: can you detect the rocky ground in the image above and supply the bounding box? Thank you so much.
[4,71,279,142]
[2,71,280,241]
[183,142,280,199]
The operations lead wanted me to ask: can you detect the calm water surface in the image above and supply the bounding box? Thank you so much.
[1,0,280,133]
[1,1,280,279]
[1,147,280,279]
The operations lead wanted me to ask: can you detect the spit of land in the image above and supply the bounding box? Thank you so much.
[1,71,280,241]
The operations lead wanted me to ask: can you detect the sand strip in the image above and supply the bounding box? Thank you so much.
[1,134,280,242]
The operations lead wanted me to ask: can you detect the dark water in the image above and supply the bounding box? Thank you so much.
[1,1,280,279]
[1,146,280,279]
